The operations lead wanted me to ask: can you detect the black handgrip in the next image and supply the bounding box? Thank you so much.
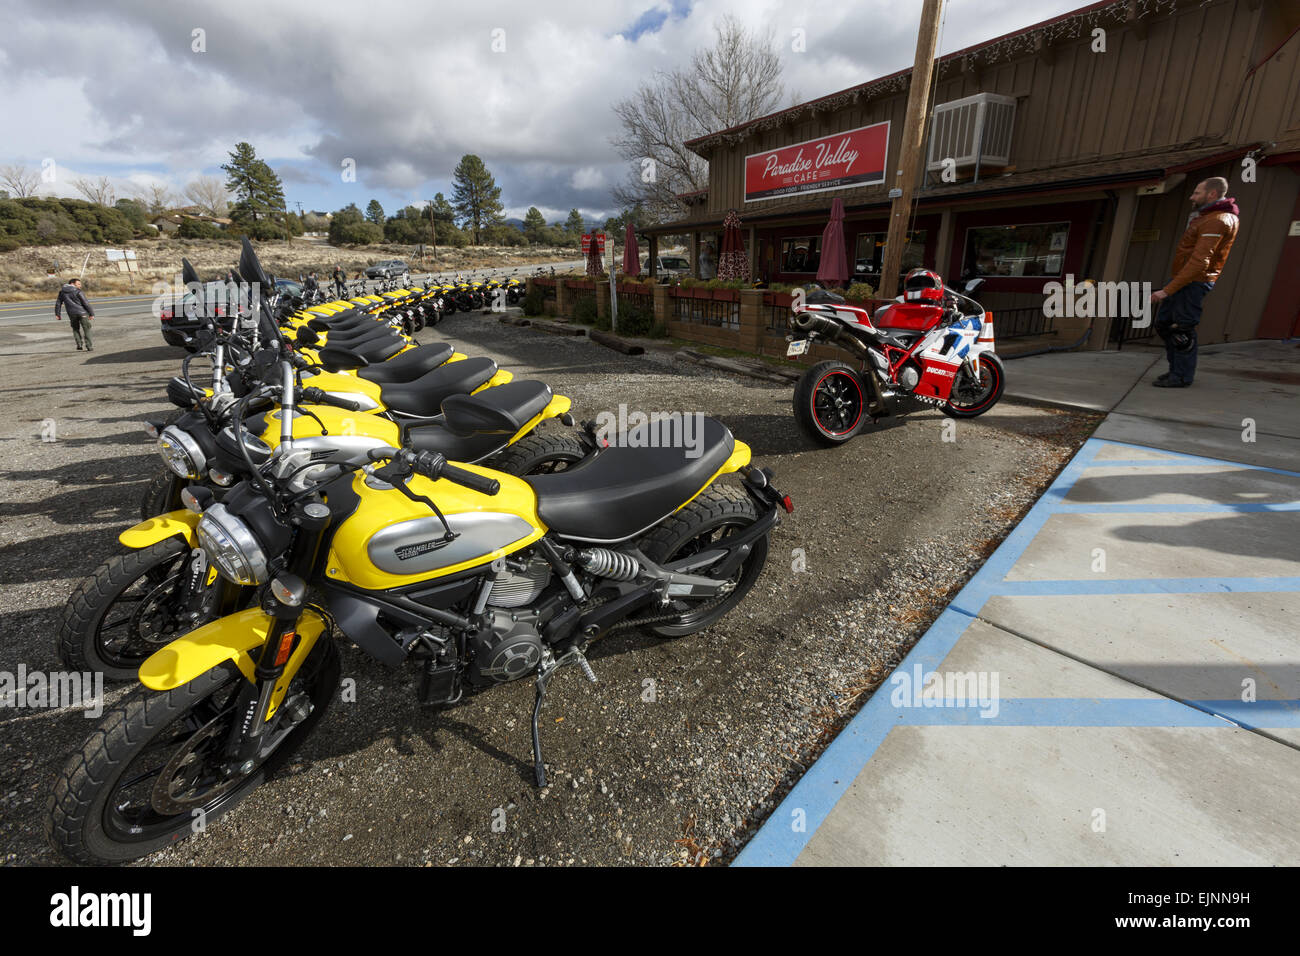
[440,462,500,496]
[409,450,500,496]
[302,387,362,412]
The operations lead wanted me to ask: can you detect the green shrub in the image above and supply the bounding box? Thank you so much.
[522,286,545,316]
[615,302,655,336]
[846,282,875,300]
[177,218,221,239]
[572,295,598,325]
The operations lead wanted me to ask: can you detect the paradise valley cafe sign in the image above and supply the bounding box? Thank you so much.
[744,121,889,203]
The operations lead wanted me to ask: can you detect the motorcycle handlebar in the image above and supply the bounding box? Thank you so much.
[364,446,501,496]
[301,387,362,412]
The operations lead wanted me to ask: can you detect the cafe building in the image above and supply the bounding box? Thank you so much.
[644,0,1300,347]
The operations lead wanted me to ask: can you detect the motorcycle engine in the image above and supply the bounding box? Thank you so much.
[899,365,920,390]
[464,557,554,686]
[469,608,543,685]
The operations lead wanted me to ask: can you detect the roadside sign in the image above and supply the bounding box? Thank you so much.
[582,233,606,255]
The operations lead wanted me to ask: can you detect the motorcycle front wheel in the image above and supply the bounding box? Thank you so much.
[942,352,1005,418]
[46,636,339,864]
[793,360,868,445]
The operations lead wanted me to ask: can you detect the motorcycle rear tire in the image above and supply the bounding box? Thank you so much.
[636,485,769,639]
[793,360,868,446]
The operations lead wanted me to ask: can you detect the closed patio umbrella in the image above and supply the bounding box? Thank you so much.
[585,232,603,276]
[717,209,750,282]
[622,222,640,276]
[816,198,849,287]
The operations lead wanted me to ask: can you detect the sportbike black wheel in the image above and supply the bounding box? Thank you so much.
[59,538,202,680]
[46,636,339,864]
[942,352,1005,419]
[793,360,867,446]
[488,431,586,476]
[636,485,769,639]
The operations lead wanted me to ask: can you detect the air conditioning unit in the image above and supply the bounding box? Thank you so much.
[926,93,1017,171]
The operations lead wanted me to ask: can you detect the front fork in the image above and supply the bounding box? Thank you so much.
[223,499,332,767]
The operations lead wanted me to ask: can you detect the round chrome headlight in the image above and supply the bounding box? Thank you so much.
[196,502,268,585]
[158,425,206,479]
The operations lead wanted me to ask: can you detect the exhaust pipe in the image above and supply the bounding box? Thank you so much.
[790,310,870,361]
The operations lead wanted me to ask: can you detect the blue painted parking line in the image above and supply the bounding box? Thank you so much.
[887,698,1300,728]
[993,577,1300,596]
[735,437,1300,866]
[1051,502,1300,513]
[1093,441,1300,479]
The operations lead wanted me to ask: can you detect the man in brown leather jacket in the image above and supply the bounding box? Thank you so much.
[1148,176,1239,387]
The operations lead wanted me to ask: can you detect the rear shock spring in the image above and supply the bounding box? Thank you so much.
[576,548,639,582]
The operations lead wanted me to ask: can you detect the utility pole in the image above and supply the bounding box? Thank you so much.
[878,0,943,299]
[429,198,438,268]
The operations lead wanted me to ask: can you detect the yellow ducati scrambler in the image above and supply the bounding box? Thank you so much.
[63,353,584,681]
[47,422,791,863]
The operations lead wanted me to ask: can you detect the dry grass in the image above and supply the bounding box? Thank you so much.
[0,238,578,301]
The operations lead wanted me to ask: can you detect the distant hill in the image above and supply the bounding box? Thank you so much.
[504,218,525,231]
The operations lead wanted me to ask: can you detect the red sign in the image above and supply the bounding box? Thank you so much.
[744,122,889,203]
[581,232,606,255]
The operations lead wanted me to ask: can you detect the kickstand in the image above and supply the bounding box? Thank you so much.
[530,670,551,787]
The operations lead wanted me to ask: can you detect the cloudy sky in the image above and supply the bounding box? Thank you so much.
[0,0,1084,224]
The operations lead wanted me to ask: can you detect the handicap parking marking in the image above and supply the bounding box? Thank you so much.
[735,437,1300,867]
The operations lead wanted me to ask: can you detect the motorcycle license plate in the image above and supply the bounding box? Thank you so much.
[786,339,809,357]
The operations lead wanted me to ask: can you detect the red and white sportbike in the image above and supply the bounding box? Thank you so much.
[786,269,1005,445]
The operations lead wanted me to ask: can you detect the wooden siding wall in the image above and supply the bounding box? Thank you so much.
[705,0,1265,215]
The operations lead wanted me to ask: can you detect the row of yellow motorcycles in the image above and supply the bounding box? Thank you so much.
[45,238,792,864]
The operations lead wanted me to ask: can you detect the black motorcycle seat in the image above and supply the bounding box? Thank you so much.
[806,288,845,305]
[319,322,397,344]
[380,356,498,418]
[440,381,552,437]
[345,335,405,366]
[405,420,508,465]
[356,343,454,384]
[526,417,734,542]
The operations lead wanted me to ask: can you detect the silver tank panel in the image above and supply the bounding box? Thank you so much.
[367,512,535,575]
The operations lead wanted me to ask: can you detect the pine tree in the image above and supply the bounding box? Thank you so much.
[564,208,586,236]
[365,199,385,225]
[430,193,456,223]
[221,142,285,224]
[450,155,505,244]
[522,207,547,244]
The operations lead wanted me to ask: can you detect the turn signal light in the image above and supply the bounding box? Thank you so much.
[781,495,794,514]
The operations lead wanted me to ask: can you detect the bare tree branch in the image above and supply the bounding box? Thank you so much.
[131,181,176,216]
[71,175,116,206]
[183,175,230,217]
[608,14,785,222]
[0,164,41,198]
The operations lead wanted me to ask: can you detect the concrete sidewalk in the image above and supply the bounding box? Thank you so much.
[736,340,1300,866]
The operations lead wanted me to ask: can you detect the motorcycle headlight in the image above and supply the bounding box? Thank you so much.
[157,425,206,479]
[196,502,269,585]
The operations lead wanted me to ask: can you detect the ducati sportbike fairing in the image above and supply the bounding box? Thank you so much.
[46,422,791,864]
[786,271,1005,446]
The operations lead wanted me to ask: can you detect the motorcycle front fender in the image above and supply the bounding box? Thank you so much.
[138,607,326,721]
[118,509,200,550]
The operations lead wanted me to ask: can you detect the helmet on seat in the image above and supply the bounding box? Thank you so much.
[903,268,944,303]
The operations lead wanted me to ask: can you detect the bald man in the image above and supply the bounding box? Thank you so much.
[1148,176,1239,388]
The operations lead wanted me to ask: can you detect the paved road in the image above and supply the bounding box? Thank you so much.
[0,259,589,328]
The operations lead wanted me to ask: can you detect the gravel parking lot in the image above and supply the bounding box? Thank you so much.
[0,308,1099,866]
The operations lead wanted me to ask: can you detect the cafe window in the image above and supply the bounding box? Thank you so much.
[963,222,1070,278]
[852,230,927,280]
[780,236,821,273]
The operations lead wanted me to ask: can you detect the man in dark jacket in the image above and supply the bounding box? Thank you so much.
[1149,177,1239,388]
[332,264,347,299]
[54,278,96,351]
